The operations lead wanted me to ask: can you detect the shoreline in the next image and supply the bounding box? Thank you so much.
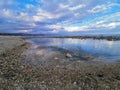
[1,34,120,41]
[24,35,120,41]
[0,36,120,90]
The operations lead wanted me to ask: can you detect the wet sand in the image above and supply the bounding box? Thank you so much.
[0,36,120,90]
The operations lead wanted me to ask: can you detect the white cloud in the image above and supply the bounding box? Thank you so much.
[97,22,120,29]
[46,24,62,29]
[78,12,120,29]
[26,4,34,9]
[89,12,120,24]
[64,26,89,32]
[59,4,69,9]
[32,8,65,22]
[1,9,14,18]
[96,21,105,25]
[64,12,120,32]
[108,22,120,28]
[45,24,64,33]
[64,22,120,32]
[51,29,59,33]
[59,4,86,11]
[0,9,30,22]
[0,0,120,34]
[88,5,108,13]
[18,30,32,33]
[36,9,53,19]
[0,8,64,23]
[69,4,86,11]
[88,3,120,13]
[0,0,16,7]
[32,16,45,22]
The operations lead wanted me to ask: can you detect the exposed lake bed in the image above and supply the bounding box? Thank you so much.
[0,36,120,90]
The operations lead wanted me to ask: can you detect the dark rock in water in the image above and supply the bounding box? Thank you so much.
[66,53,72,58]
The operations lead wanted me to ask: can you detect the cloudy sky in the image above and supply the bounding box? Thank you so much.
[0,0,120,35]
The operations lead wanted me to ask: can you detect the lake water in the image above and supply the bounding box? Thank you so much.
[25,38,120,65]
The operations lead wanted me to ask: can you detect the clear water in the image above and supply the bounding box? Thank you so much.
[26,38,120,63]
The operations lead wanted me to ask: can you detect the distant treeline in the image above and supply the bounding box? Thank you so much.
[0,33,44,36]
[38,35,120,41]
[1,33,120,41]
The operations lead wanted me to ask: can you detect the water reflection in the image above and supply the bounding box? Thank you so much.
[27,38,120,62]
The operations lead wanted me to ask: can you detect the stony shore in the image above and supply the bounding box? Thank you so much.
[0,36,120,90]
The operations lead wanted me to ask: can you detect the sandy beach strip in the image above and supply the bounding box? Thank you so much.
[0,36,26,54]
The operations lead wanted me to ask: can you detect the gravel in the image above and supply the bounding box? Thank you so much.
[0,36,120,90]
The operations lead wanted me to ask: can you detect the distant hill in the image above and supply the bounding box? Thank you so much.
[0,33,45,36]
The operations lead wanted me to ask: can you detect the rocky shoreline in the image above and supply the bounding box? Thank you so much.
[0,36,31,89]
[0,36,120,90]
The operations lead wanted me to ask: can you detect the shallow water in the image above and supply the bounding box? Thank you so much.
[25,38,120,65]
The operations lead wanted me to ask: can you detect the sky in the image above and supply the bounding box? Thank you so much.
[0,0,120,35]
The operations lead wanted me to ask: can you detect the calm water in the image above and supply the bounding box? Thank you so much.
[26,38,120,63]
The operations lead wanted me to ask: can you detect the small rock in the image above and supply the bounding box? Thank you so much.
[20,65,24,69]
[97,73,104,77]
[73,82,77,85]
[56,65,60,68]
[54,57,58,60]
[115,75,120,80]
[41,81,45,84]
[66,53,72,58]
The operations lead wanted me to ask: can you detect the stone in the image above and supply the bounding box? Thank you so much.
[54,57,58,60]
[97,73,104,77]
[66,53,72,58]
[73,82,77,85]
